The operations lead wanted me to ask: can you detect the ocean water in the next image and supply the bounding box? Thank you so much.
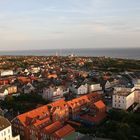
[0,48,139,60]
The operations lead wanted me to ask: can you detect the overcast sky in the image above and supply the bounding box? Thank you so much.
[0,0,140,50]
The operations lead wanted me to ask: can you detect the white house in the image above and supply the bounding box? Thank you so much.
[30,67,40,74]
[105,81,111,89]
[0,86,8,100]
[43,86,69,101]
[69,83,88,95]
[88,83,102,93]
[0,70,14,77]
[0,116,20,140]
[22,83,35,94]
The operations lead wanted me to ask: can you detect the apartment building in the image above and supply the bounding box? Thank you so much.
[12,99,74,140]
[133,80,140,106]
[112,80,140,110]
[112,87,134,110]
[12,93,106,140]
[0,116,20,140]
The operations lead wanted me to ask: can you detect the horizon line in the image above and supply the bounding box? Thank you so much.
[0,47,140,52]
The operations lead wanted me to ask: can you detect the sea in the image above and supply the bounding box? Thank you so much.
[0,48,139,60]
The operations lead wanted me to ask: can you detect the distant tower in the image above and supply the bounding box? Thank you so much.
[55,52,58,56]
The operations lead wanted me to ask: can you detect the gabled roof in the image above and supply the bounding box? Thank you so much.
[0,116,11,131]
[67,95,90,109]
[47,99,68,111]
[17,105,49,126]
[33,117,51,128]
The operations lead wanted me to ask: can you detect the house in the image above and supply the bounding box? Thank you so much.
[80,100,106,125]
[67,93,103,121]
[101,80,115,93]
[30,67,40,74]
[0,85,17,100]
[42,86,69,101]
[67,95,90,119]
[88,83,102,93]
[0,86,8,100]
[0,70,14,77]
[105,81,111,90]
[22,83,35,94]
[0,116,20,140]
[47,99,70,122]
[69,83,88,95]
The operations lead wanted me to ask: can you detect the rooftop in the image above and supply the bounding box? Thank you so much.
[53,124,75,139]
[0,116,11,131]
[113,87,132,96]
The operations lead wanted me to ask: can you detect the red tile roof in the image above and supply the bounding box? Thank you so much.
[94,100,105,109]
[15,93,104,139]
[53,124,75,138]
[44,121,62,134]
[33,117,51,128]
[17,105,49,126]
[67,95,90,109]
[48,74,57,79]
[17,77,31,84]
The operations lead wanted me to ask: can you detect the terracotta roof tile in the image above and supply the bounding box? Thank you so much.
[53,124,75,138]
[44,121,62,134]
[67,95,90,109]
[17,105,49,126]
[94,100,105,109]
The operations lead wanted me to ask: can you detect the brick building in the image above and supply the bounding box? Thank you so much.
[12,93,106,140]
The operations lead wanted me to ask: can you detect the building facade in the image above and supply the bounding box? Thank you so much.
[0,116,20,140]
[1,70,14,77]
[43,86,69,101]
[12,93,106,140]
[112,87,134,110]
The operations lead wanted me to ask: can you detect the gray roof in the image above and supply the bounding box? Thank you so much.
[0,116,11,131]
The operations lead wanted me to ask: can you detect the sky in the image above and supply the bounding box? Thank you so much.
[0,0,140,50]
